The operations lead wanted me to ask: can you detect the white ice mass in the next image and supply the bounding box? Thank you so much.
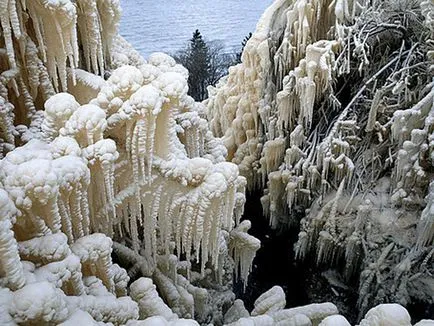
[0,0,432,325]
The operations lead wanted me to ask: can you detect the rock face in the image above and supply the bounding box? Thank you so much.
[0,0,432,325]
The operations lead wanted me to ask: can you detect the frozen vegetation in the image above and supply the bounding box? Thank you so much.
[0,0,432,325]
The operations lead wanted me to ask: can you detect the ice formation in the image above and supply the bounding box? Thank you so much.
[0,1,259,324]
[0,0,432,325]
[206,0,434,320]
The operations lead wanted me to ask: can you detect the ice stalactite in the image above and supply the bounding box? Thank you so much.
[84,139,118,235]
[206,0,341,189]
[260,137,286,177]
[207,0,357,236]
[76,0,106,76]
[316,178,346,266]
[293,41,337,130]
[0,0,22,71]
[86,58,257,286]
[391,88,434,206]
[110,263,129,297]
[229,220,260,288]
[177,110,208,159]
[77,0,120,76]
[1,48,261,324]
[0,0,121,128]
[124,84,165,182]
[205,0,354,216]
[26,0,79,91]
[61,104,107,146]
[53,155,91,240]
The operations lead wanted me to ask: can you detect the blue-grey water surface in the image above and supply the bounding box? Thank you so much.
[119,0,273,59]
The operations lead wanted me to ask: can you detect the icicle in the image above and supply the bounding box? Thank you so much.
[261,137,286,175]
[27,0,79,91]
[58,199,74,243]
[61,104,107,147]
[229,220,261,288]
[147,113,159,177]
[130,209,140,253]
[136,119,147,181]
[80,183,91,235]
[76,0,104,76]
[365,89,383,132]
[69,187,85,236]
[0,0,20,70]
[145,182,163,261]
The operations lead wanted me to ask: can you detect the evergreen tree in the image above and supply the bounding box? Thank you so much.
[174,30,233,101]
[177,29,210,101]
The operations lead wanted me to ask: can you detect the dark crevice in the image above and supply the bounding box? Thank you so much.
[233,190,308,310]
[234,190,359,324]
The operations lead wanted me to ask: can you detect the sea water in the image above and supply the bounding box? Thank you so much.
[119,0,273,59]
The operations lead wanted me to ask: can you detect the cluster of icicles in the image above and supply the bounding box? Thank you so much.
[0,0,122,158]
[0,49,264,323]
[0,0,262,324]
[206,0,434,319]
[0,0,119,92]
[207,0,371,225]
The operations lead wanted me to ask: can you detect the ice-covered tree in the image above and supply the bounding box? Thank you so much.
[207,0,434,320]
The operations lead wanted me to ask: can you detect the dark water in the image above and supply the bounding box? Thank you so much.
[119,0,273,58]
